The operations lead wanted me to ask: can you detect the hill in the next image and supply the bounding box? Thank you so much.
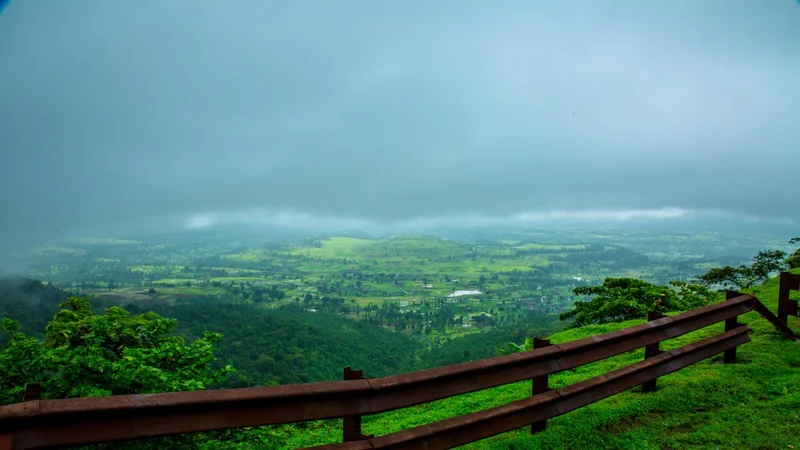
[0,278,67,341]
[0,278,421,388]
[236,270,800,449]
[133,302,423,387]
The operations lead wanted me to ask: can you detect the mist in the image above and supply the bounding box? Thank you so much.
[1,0,799,251]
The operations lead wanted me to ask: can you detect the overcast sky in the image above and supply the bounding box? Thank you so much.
[1,0,799,244]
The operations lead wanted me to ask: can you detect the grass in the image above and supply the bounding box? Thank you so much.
[463,272,800,449]
[290,237,375,259]
[216,271,800,449]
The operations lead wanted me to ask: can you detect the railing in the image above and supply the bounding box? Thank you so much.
[0,292,795,450]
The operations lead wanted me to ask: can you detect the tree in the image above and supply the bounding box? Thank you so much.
[559,278,719,328]
[667,280,719,310]
[750,250,787,281]
[0,297,234,405]
[696,249,787,289]
[696,266,749,289]
[786,238,800,270]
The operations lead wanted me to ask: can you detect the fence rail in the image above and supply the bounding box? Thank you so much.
[311,326,751,450]
[0,293,795,450]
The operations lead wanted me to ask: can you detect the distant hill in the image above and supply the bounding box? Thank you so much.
[0,277,421,387]
[0,277,68,340]
[96,301,423,387]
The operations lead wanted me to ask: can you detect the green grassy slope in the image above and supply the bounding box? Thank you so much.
[457,271,800,449]
[234,271,800,449]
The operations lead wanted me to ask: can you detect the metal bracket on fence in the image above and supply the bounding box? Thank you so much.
[342,367,374,442]
[530,337,552,434]
[778,272,800,325]
[642,311,666,392]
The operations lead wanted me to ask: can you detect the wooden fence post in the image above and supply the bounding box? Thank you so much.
[342,367,372,442]
[530,337,552,434]
[23,383,42,402]
[723,291,745,364]
[1,384,42,449]
[0,433,11,450]
[778,272,800,326]
[642,311,665,393]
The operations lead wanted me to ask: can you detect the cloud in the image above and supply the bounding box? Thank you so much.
[179,206,786,236]
[510,208,690,222]
[0,0,799,246]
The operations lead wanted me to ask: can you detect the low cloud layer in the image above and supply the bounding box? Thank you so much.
[179,207,786,236]
[183,208,697,231]
[1,0,799,245]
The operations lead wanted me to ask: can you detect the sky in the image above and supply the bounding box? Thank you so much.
[1,0,799,247]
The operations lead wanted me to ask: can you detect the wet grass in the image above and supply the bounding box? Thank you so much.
[205,270,800,449]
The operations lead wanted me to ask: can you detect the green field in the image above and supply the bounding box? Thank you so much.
[3,226,798,449]
[13,229,787,342]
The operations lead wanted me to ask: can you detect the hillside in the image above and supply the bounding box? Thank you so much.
[232,271,800,449]
[0,278,421,388]
[0,278,67,340]
[415,317,564,369]
[136,303,423,386]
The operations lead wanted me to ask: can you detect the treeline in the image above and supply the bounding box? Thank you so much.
[0,278,568,390]
[87,301,422,388]
[550,244,651,269]
[417,315,564,369]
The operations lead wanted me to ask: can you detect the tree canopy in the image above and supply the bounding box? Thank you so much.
[695,242,798,290]
[786,237,800,270]
[0,297,233,404]
[559,278,719,328]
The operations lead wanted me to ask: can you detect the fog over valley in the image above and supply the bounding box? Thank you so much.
[1,0,799,251]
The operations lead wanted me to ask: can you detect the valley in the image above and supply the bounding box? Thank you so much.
[11,227,788,344]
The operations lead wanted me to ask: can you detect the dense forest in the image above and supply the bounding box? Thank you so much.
[0,278,560,388]
[127,302,423,386]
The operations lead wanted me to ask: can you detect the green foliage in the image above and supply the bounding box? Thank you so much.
[126,303,422,386]
[750,249,787,280]
[497,337,533,355]
[6,232,796,448]
[667,280,720,310]
[203,272,800,449]
[505,280,716,353]
[559,278,719,328]
[0,278,67,343]
[416,317,562,368]
[786,237,800,269]
[696,265,749,289]
[0,297,234,404]
[697,248,789,289]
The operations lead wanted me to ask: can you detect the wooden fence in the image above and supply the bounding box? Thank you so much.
[778,271,800,325]
[0,291,795,450]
